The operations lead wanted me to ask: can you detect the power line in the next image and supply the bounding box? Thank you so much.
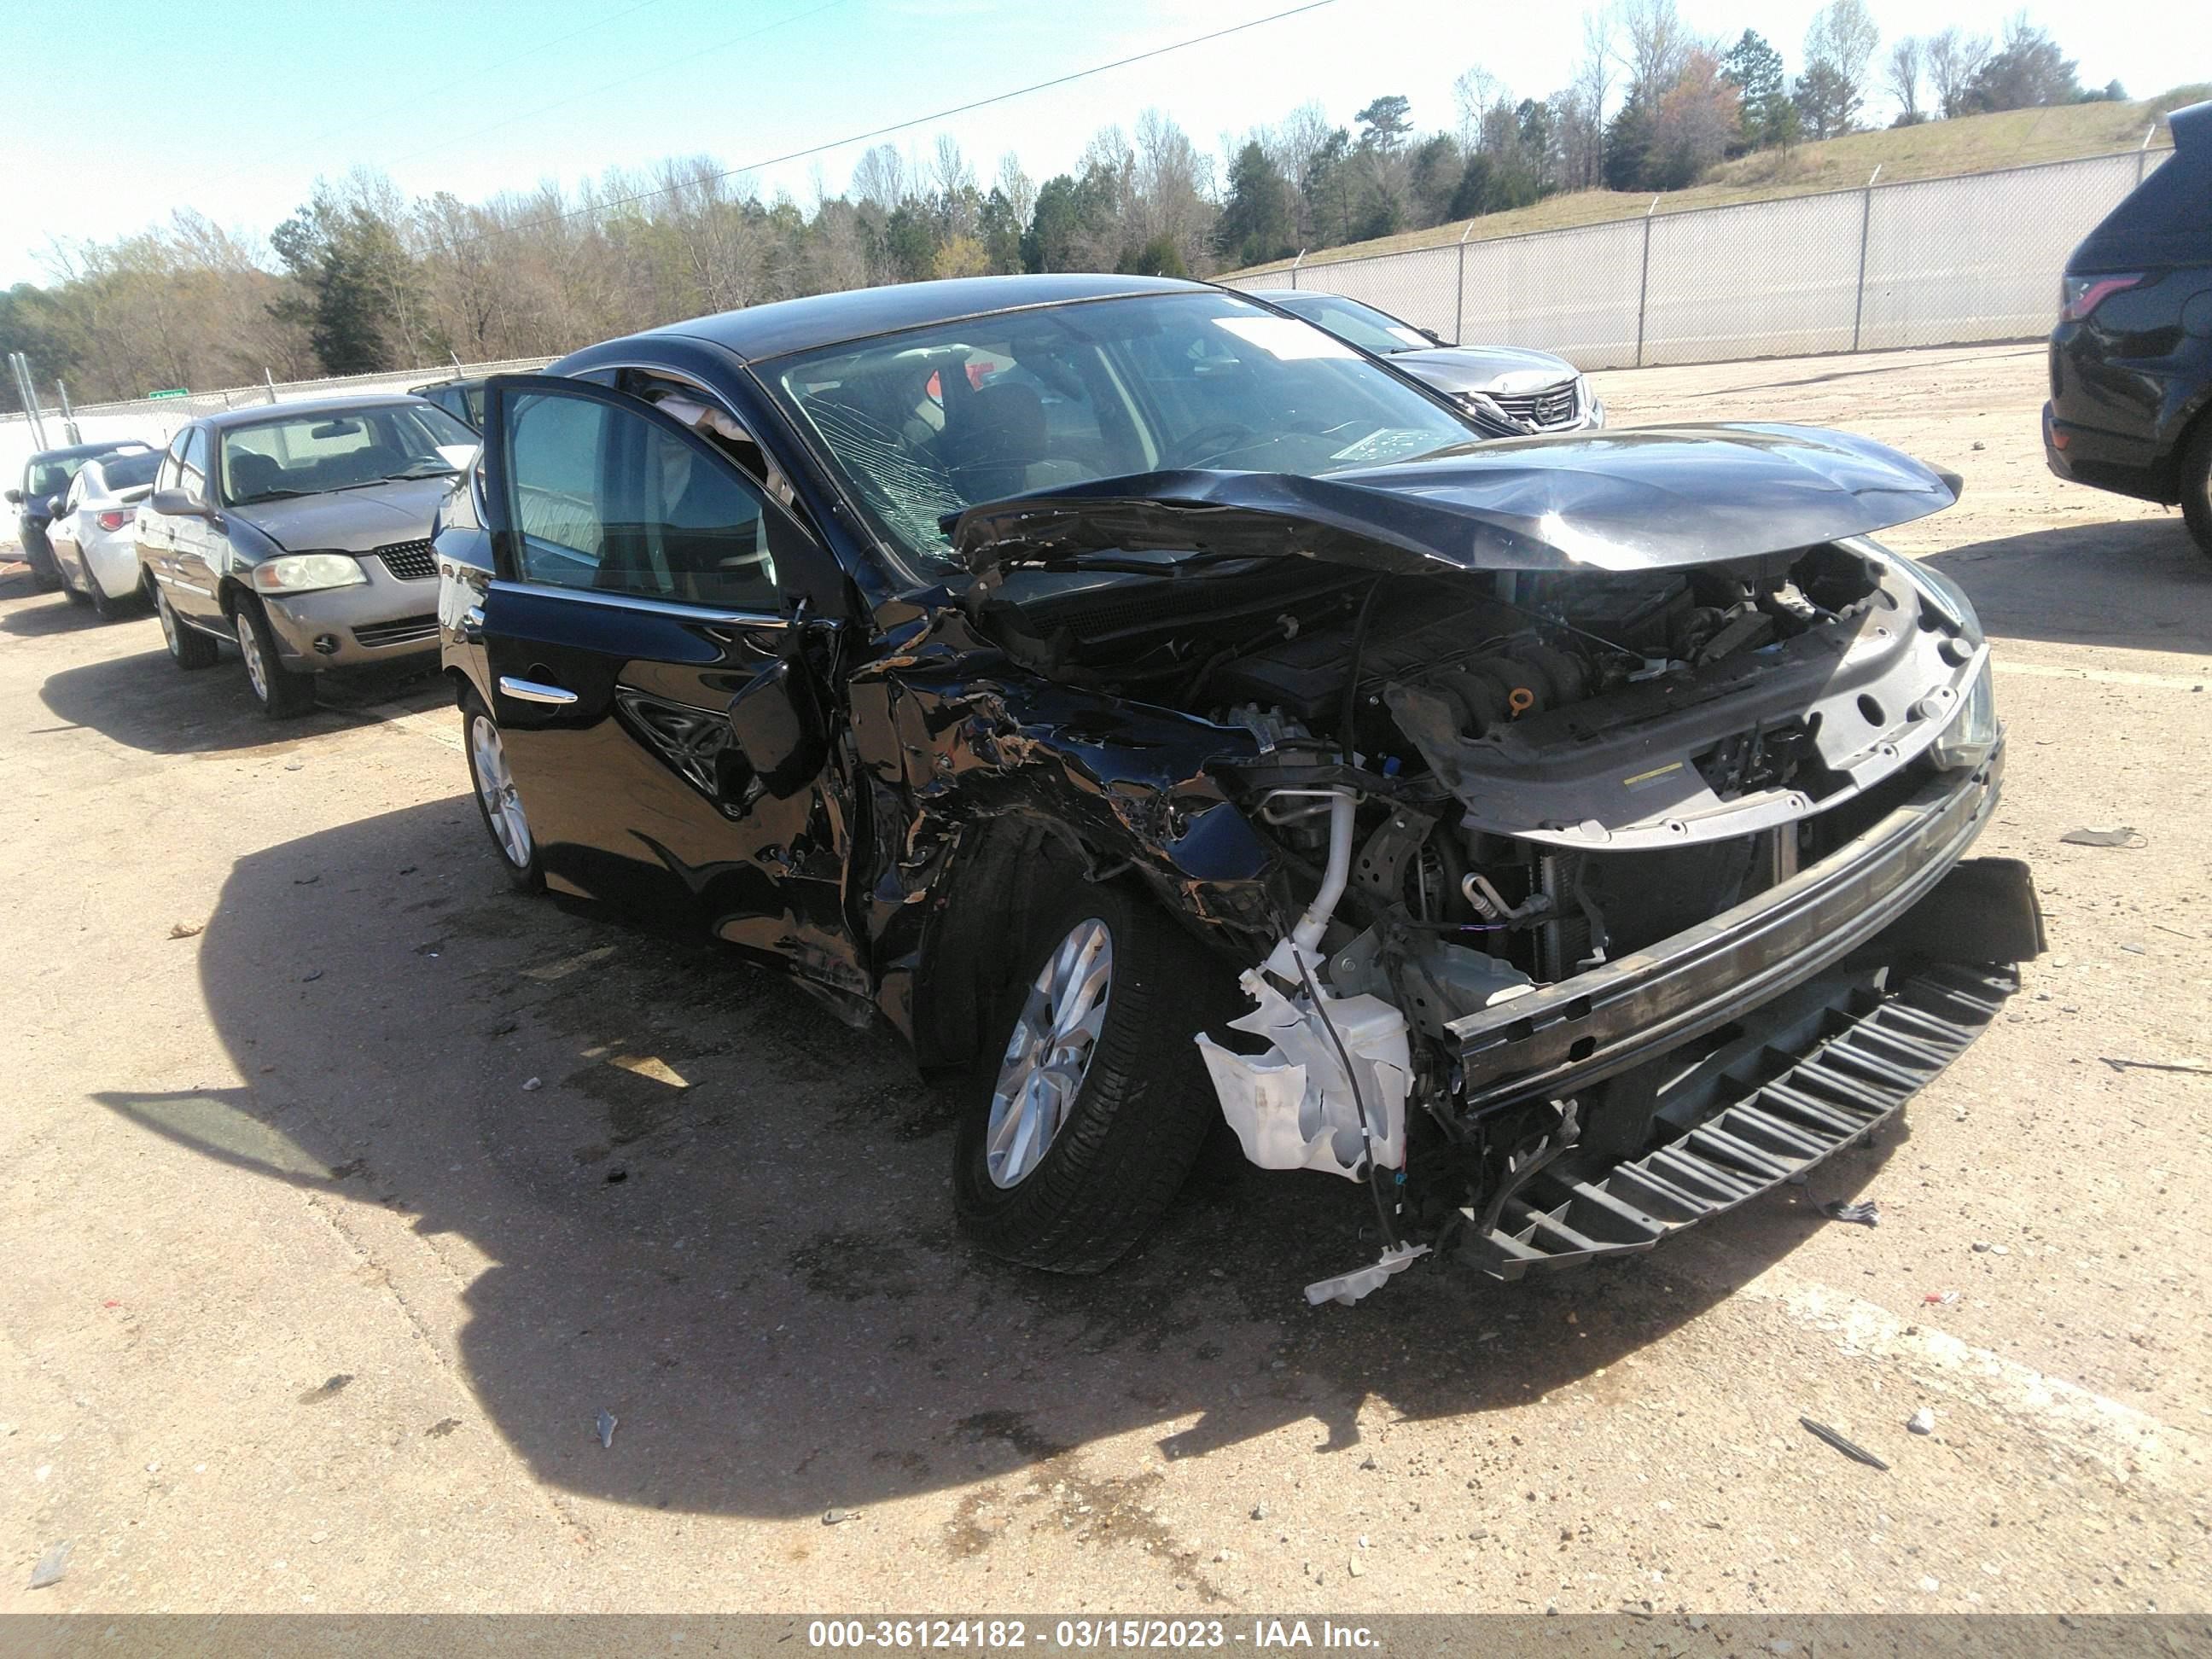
[441,0,1343,251]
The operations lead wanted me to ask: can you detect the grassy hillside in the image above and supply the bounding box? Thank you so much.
[1226,90,2205,278]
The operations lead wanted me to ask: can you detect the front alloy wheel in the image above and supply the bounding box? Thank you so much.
[952,875,1229,1273]
[985,919,1114,1188]
[233,601,313,718]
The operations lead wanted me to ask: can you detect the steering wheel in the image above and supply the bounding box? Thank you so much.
[1176,422,1259,469]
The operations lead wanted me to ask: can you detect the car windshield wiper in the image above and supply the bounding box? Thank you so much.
[240,486,315,502]
[379,463,459,481]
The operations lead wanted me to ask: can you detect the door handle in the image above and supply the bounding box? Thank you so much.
[499,675,578,707]
[459,604,485,644]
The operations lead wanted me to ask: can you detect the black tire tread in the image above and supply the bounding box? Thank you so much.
[954,876,1231,1274]
[158,586,220,670]
[2180,418,2212,560]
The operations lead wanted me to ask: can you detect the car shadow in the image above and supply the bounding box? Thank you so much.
[0,588,112,636]
[38,645,446,755]
[89,797,1907,1523]
[1923,515,2211,655]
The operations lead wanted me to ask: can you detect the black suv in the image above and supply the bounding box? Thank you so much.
[2044,98,2212,554]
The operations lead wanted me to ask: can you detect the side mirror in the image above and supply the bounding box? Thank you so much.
[3,488,21,505]
[149,487,204,518]
[725,652,830,799]
[1421,328,1448,346]
[46,495,67,519]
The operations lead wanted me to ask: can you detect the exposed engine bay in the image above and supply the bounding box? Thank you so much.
[968,532,2022,1303]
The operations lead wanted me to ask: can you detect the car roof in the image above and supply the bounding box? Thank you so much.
[28,439,149,464]
[623,273,1213,364]
[195,392,434,433]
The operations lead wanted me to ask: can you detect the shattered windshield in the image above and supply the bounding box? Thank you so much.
[762,290,1475,578]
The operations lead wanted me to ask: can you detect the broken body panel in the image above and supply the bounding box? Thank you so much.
[442,334,2036,1302]
[942,423,2030,1301]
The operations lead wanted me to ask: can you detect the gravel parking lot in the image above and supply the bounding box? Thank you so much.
[3,341,2206,1616]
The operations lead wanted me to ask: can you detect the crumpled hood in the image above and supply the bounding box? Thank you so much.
[1385,343,1579,396]
[229,475,454,553]
[953,423,1961,577]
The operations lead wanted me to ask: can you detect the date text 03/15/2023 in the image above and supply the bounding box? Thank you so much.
[804,1619,1382,1650]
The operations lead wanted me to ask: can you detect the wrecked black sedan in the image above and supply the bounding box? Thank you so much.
[434,274,2040,1304]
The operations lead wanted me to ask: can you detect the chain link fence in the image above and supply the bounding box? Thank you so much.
[2,357,554,498]
[1225,147,2173,370]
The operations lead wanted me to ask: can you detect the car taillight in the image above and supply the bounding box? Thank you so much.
[2059,272,2144,323]
[96,509,131,531]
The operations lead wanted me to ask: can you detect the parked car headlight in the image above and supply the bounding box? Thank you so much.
[1576,375,1604,428]
[1931,658,1998,770]
[253,553,367,595]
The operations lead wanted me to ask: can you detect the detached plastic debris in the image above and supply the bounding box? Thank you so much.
[1305,1243,1430,1307]
[28,1540,70,1590]
[1823,1199,1881,1226]
[2059,825,2145,848]
[1924,1289,1962,1306]
[1908,1406,1936,1435]
[596,1409,618,1449]
[1198,942,1410,1183]
[1799,1416,1889,1470]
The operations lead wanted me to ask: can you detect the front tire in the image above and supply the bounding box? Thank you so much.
[232,596,315,718]
[952,876,1230,1273]
[462,690,543,893]
[154,583,219,670]
[2180,420,2212,560]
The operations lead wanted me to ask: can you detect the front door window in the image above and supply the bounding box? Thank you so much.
[504,388,795,613]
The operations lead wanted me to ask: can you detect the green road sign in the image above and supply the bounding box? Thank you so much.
[146,388,189,399]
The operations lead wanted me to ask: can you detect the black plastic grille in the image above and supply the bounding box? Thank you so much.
[376,540,437,580]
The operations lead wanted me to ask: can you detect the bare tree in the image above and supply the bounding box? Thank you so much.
[850,144,906,209]
[1885,37,1926,121]
[1452,66,1503,152]
[1618,0,1689,102]
[1132,109,1215,271]
[994,152,1036,227]
[1926,26,1993,119]
[1557,11,1615,190]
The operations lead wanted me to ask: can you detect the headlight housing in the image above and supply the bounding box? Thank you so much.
[253,553,367,595]
[1931,658,1998,770]
[1576,375,1604,428]
[1876,545,1985,645]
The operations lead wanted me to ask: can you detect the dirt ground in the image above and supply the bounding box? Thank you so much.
[2,342,2206,1618]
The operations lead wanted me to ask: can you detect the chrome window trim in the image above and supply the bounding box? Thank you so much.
[487,576,786,628]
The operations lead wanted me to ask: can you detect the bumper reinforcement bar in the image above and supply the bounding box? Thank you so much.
[1457,960,2018,1281]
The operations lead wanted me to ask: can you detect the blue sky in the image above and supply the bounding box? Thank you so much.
[4,0,2202,285]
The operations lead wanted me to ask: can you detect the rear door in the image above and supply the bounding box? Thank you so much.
[138,432,187,583]
[166,427,224,625]
[475,375,867,989]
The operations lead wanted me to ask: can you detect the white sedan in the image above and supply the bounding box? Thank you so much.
[46,446,160,618]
